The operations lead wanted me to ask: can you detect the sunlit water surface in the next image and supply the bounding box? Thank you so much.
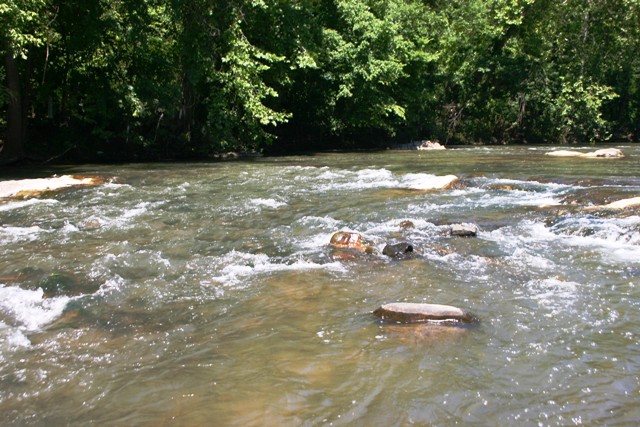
[1,146,640,426]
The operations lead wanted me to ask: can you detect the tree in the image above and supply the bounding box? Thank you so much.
[0,0,52,162]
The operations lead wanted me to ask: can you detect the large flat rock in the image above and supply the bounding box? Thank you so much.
[0,175,102,198]
[373,302,477,324]
[545,148,624,158]
[584,196,640,211]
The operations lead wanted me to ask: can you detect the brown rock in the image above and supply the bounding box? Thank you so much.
[329,231,375,254]
[373,302,477,324]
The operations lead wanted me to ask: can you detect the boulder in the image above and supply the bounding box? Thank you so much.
[329,231,375,254]
[545,148,624,159]
[382,242,414,259]
[373,302,477,324]
[399,220,414,229]
[417,140,446,150]
[449,223,479,237]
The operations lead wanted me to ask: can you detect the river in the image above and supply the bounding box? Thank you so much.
[1,145,639,426]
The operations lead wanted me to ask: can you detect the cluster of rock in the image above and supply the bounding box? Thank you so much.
[328,223,480,333]
[328,222,479,260]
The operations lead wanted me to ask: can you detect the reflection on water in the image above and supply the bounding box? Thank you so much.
[1,145,640,426]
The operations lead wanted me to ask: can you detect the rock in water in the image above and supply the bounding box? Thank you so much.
[329,231,374,253]
[545,148,624,158]
[0,175,105,199]
[399,220,414,229]
[416,140,446,150]
[382,242,414,259]
[584,196,640,211]
[373,302,476,324]
[450,223,479,237]
[583,148,625,158]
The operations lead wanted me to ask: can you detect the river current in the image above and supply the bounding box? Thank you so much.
[1,146,639,426]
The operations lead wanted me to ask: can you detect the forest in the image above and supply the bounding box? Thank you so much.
[1,0,639,163]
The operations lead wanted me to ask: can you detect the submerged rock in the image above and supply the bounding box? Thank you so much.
[37,273,101,298]
[381,323,470,344]
[0,175,105,199]
[382,242,414,259]
[373,302,477,324]
[545,148,624,159]
[449,223,479,237]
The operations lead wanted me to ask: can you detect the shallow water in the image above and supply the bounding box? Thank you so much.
[1,145,639,426]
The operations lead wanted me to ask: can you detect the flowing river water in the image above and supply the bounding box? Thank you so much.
[1,145,639,426]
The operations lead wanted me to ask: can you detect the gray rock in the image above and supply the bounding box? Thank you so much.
[382,242,414,259]
[450,223,479,237]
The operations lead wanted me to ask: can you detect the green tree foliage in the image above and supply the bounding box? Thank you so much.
[1,0,639,162]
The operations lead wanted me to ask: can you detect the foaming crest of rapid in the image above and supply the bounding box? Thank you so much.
[0,198,59,212]
[209,250,347,287]
[0,285,73,351]
[0,225,48,244]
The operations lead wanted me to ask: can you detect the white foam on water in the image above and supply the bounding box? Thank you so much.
[483,191,561,208]
[297,215,341,230]
[315,168,396,191]
[249,198,288,209]
[316,169,346,181]
[487,221,558,270]
[0,225,48,244]
[547,216,640,262]
[0,285,72,352]
[0,198,59,212]
[98,201,163,230]
[122,201,153,219]
[96,275,127,296]
[399,173,458,190]
[1,323,31,348]
[211,251,347,287]
[524,277,580,316]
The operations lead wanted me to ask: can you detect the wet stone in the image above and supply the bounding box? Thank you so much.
[329,231,375,253]
[382,242,414,259]
[449,223,479,237]
[373,302,477,325]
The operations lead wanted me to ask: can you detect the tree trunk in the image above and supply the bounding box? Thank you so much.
[2,49,25,162]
